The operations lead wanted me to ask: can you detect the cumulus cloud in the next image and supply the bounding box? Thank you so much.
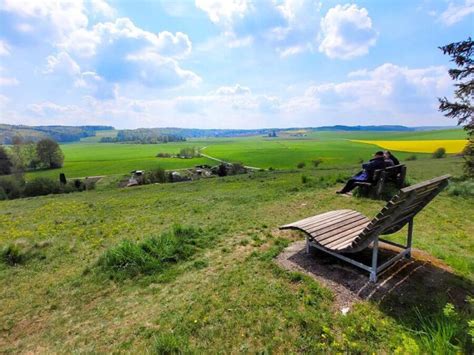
[214,84,251,95]
[196,0,321,55]
[0,66,19,86]
[318,4,377,59]
[43,52,81,76]
[27,101,81,117]
[439,0,474,26]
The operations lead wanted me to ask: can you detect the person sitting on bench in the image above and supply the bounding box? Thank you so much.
[384,150,400,166]
[337,151,387,194]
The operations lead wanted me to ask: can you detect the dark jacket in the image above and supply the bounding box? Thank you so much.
[354,157,386,182]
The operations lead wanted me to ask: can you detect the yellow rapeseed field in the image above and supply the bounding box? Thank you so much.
[351,139,468,153]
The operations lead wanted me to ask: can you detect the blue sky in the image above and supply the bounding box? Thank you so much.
[0,0,472,129]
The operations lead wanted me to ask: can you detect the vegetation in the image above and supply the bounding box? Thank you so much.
[0,145,12,175]
[0,175,94,200]
[35,138,64,169]
[0,157,472,352]
[439,37,473,177]
[100,129,186,144]
[296,161,306,169]
[0,124,113,144]
[433,147,447,159]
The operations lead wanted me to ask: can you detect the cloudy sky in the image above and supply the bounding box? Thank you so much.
[0,0,472,129]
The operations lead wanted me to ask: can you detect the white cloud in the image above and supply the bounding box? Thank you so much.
[319,4,377,59]
[214,84,251,95]
[88,0,116,19]
[43,52,81,76]
[27,101,81,117]
[439,0,474,26]
[195,0,250,26]
[0,40,10,56]
[0,66,19,86]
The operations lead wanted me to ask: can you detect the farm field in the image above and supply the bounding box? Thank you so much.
[351,139,468,153]
[1,156,472,353]
[25,128,468,179]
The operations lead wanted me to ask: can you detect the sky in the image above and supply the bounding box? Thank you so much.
[0,0,472,129]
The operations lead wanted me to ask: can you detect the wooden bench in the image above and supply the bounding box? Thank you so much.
[355,164,407,198]
[280,175,450,282]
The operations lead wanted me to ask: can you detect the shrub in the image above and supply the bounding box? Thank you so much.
[156,152,172,158]
[312,159,323,168]
[96,225,205,279]
[447,179,474,197]
[0,244,27,266]
[0,175,24,200]
[301,175,309,184]
[23,177,60,197]
[296,162,306,169]
[406,154,417,161]
[144,167,168,184]
[432,147,446,159]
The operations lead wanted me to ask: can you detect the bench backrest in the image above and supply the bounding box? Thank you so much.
[372,164,405,182]
[349,174,450,252]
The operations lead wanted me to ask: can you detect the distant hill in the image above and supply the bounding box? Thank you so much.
[0,124,114,144]
[316,125,414,131]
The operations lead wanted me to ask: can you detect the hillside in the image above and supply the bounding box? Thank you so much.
[1,157,472,352]
[0,124,114,144]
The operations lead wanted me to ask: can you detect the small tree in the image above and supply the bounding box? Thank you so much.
[439,37,473,176]
[432,147,446,159]
[36,139,64,169]
[0,145,12,175]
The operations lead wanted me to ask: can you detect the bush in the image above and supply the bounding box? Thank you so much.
[0,244,27,266]
[0,175,24,200]
[301,175,309,184]
[432,147,446,159]
[156,152,172,158]
[312,159,323,168]
[144,167,168,184]
[96,225,206,279]
[406,154,417,161]
[23,177,60,197]
[447,179,474,197]
[297,162,306,169]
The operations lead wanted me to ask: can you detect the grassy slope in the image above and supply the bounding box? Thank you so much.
[1,157,472,352]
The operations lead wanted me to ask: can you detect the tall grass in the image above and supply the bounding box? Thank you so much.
[96,225,207,279]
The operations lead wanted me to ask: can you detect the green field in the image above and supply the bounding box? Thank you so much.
[25,128,468,179]
[1,156,473,352]
[3,128,473,352]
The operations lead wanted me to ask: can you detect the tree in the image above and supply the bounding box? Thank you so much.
[0,145,12,175]
[36,139,64,169]
[439,37,473,176]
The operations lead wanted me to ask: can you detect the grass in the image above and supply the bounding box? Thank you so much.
[351,139,467,153]
[1,129,472,352]
[24,128,467,179]
[1,154,473,352]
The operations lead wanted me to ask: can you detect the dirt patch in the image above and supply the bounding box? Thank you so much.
[276,240,472,314]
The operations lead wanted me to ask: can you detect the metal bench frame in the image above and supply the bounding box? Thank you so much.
[281,175,450,282]
[306,218,413,282]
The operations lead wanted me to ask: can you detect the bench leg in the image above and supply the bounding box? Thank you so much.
[370,237,379,282]
[405,218,414,259]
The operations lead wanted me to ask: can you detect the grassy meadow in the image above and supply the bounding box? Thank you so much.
[25,128,469,179]
[2,128,473,352]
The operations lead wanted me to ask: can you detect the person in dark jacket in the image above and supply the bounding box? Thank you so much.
[384,150,400,166]
[336,151,387,194]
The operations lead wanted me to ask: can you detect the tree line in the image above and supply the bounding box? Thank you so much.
[100,129,186,144]
[0,137,64,175]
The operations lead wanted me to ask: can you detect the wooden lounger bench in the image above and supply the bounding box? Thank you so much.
[355,164,407,198]
[280,175,450,282]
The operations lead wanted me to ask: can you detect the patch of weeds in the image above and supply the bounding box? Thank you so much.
[191,259,209,270]
[153,332,189,354]
[411,303,470,354]
[95,225,207,280]
[257,238,290,261]
[0,240,46,266]
[447,179,474,197]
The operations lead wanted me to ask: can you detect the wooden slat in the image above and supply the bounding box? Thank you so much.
[318,222,369,247]
[304,213,366,233]
[284,210,352,229]
[314,217,370,242]
[293,211,360,230]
